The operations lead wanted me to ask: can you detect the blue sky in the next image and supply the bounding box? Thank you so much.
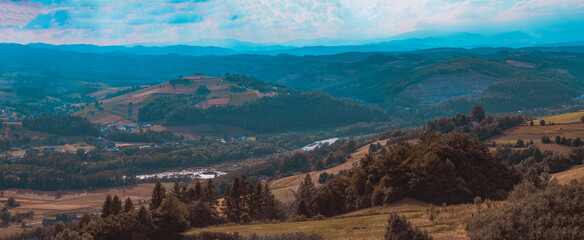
[0,0,583,45]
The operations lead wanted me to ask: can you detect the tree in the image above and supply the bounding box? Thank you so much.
[540,119,546,126]
[7,197,17,207]
[471,105,485,122]
[468,181,584,240]
[111,195,123,215]
[101,194,113,218]
[205,179,218,214]
[150,180,166,210]
[123,197,134,213]
[385,213,432,240]
[296,174,316,217]
[153,194,189,238]
[137,206,153,229]
[1,210,9,225]
[188,200,213,227]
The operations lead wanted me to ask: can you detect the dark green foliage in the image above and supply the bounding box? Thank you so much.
[104,86,146,99]
[1,208,10,225]
[222,175,285,222]
[224,73,294,93]
[111,195,123,215]
[138,92,388,133]
[188,200,214,228]
[296,174,317,217]
[23,114,99,136]
[82,211,151,240]
[150,181,166,210]
[153,194,189,238]
[123,197,134,213]
[315,133,521,217]
[540,119,546,126]
[101,195,113,218]
[196,85,211,95]
[107,128,179,143]
[470,105,485,122]
[467,180,584,240]
[385,213,432,240]
[427,107,524,140]
[7,197,18,207]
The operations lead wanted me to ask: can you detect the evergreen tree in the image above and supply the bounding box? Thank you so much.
[101,194,113,218]
[153,194,189,238]
[296,174,316,217]
[193,181,203,202]
[172,181,182,198]
[123,197,134,213]
[205,179,218,214]
[137,205,153,229]
[150,180,166,210]
[111,195,123,215]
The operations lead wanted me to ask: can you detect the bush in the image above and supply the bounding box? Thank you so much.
[385,213,432,240]
[467,180,584,240]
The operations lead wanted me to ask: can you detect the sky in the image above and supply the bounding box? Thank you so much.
[0,0,583,46]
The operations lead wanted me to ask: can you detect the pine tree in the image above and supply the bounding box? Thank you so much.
[150,180,166,210]
[137,205,153,229]
[111,195,123,215]
[194,181,203,202]
[172,181,182,198]
[123,197,134,213]
[101,194,113,218]
[153,194,189,238]
[205,179,218,214]
[297,173,316,217]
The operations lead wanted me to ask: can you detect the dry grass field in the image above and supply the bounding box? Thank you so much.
[0,183,173,237]
[187,197,481,240]
[551,165,584,184]
[484,111,584,154]
[269,140,388,193]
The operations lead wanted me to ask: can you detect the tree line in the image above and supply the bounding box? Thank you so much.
[23,114,100,136]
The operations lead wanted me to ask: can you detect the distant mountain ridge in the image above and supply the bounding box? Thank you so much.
[22,31,583,56]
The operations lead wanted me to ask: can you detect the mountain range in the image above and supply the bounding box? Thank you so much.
[23,31,584,57]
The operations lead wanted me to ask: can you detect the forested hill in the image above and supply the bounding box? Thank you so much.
[138,92,389,133]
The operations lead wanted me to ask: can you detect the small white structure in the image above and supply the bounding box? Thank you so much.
[301,138,340,151]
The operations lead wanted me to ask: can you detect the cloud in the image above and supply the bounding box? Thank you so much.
[0,0,582,45]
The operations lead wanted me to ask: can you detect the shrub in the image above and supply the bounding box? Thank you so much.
[467,180,584,240]
[385,213,432,240]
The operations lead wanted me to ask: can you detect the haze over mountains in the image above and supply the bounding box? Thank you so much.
[22,31,584,56]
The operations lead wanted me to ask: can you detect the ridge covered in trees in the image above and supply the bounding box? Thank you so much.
[138,92,389,133]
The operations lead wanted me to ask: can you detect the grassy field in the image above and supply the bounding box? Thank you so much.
[552,165,584,184]
[484,110,584,154]
[186,198,475,240]
[535,110,584,125]
[270,140,388,193]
